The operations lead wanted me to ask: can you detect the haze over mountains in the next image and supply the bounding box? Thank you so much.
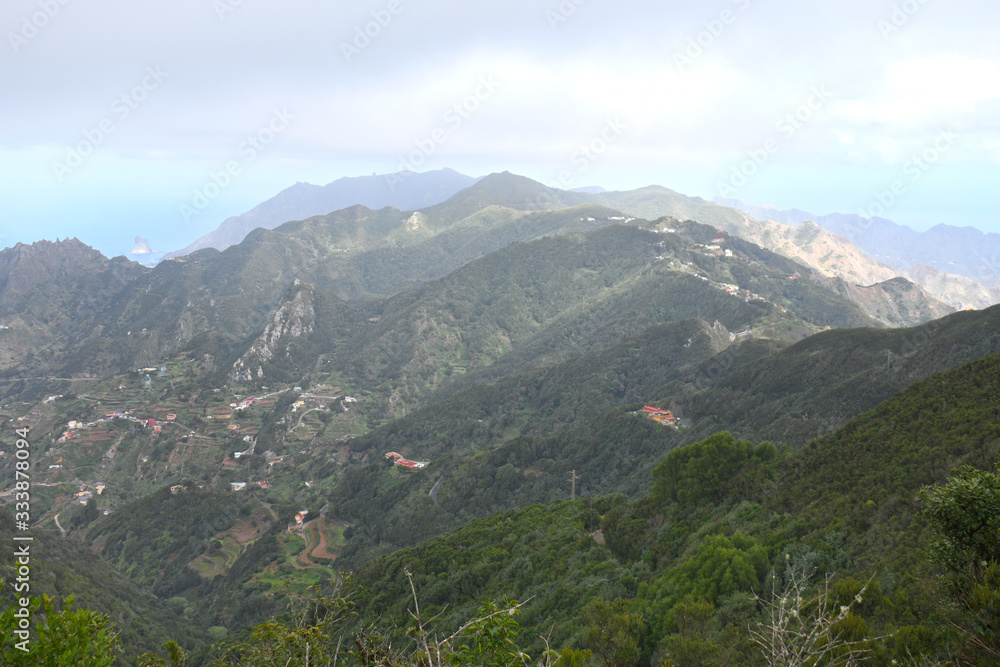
[166,169,479,258]
[1,168,1000,664]
[717,197,1000,289]
[164,169,999,313]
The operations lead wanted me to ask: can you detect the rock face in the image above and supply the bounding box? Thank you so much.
[743,219,902,288]
[0,238,107,298]
[902,265,1000,311]
[131,236,154,254]
[0,238,144,319]
[817,275,956,327]
[716,197,1000,298]
[0,239,148,377]
[232,281,316,381]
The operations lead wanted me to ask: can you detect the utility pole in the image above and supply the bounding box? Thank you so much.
[569,470,579,501]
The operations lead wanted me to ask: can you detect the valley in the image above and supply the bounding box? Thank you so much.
[0,173,998,665]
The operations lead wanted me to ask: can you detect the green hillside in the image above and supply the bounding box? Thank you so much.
[682,303,1000,446]
[3,175,999,665]
[0,174,882,403]
[0,506,208,658]
[314,304,1000,570]
[331,350,1000,665]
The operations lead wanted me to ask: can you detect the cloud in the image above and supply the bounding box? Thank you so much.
[1,0,999,253]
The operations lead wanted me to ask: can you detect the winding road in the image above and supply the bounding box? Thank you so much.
[429,475,446,507]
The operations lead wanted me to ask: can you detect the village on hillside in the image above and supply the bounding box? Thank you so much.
[646,223,796,318]
[0,353,369,533]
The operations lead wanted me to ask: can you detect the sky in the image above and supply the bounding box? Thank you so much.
[2,0,999,257]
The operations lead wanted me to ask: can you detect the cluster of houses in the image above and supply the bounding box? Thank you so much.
[640,406,682,428]
[690,239,735,258]
[232,397,255,411]
[729,327,754,342]
[290,504,332,533]
[74,483,105,505]
[385,452,429,470]
[229,480,269,492]
[58,409,183,442]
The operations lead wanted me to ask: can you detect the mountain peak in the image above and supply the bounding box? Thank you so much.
[166,169,478,258]
[439,172,589,216]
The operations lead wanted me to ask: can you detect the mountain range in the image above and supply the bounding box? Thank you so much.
[0,170,998,664]
[165,168,479,258]
[0,173,958,397]
[167,171,1000,312]
[717,197,1000,289]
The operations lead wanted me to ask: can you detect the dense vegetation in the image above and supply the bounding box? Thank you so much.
[9,348,993,664]
[323,351,1000,665]
[0,506,207,658]
[2,174,999,665]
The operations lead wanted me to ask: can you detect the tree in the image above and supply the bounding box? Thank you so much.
[214,577,356,666]
[919,464,1000,662]
[657,596,722,667]
[582,598,645,667]
[0,593,122,666]
[217,570,548,667]
[650,432,772,507]
[919,465,1000,579]
[137,640,188,666]
[748,561,882,666]
[447,598,529,666]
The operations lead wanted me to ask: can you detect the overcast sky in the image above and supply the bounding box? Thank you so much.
[2,0,998,256]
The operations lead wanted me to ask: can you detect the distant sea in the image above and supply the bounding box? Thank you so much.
[124,251,167,267]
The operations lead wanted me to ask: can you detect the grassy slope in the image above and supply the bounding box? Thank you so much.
[338,350,1000,664]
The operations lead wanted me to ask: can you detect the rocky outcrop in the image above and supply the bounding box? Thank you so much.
[817,275,956,327]
[232,280,316,381]
[902,265,1000,311]
[0,239,148,376]
[131,236,155,254]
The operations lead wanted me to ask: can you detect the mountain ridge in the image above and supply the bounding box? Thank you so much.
[717,196,1000,293]
[165,168,480,258]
